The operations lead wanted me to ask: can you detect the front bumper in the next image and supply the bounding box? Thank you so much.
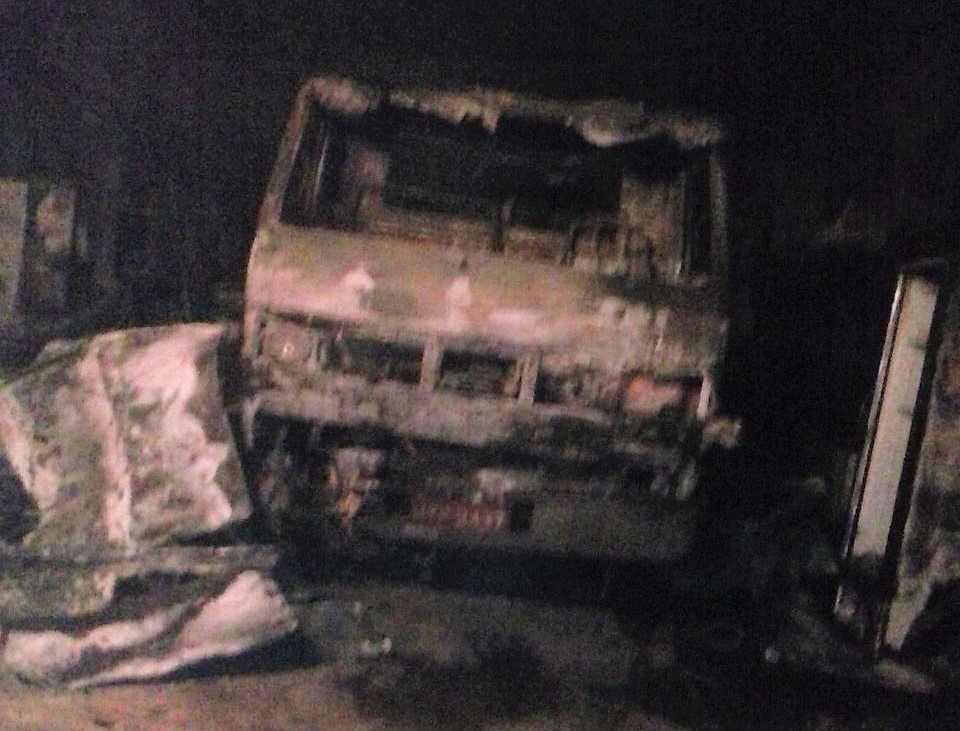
[246,375,689,469]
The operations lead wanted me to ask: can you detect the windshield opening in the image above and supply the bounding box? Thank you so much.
[280,99,714,284]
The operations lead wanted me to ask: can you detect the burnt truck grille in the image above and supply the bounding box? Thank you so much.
[328,334,423,385]
[438,350,520,398]
[256,313,701,418]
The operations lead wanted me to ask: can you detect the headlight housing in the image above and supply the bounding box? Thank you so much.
[261,317,315,365]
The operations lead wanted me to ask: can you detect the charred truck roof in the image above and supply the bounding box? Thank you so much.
[243,76,734,562]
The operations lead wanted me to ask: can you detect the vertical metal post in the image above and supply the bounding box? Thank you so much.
[420,338,442,392]
[708,150,729,298]
[835,262,949,652]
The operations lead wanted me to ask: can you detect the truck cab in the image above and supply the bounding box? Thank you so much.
[242,76,734,561]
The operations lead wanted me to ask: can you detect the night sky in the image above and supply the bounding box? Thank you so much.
[2,1,956,222]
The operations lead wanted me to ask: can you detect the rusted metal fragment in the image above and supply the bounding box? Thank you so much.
[0,323,250,556]
[2,569,296,688]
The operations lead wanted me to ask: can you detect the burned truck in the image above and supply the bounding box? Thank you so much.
[242,76,734,562]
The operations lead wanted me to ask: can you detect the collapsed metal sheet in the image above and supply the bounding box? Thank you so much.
[0,323,250,557]
[0,324,296,685]
[3,568,296,688]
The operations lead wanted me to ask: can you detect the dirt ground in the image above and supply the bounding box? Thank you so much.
[1,583,956,731]
[0,665,691,731]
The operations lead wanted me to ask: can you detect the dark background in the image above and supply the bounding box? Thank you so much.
[1,0,957,460]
